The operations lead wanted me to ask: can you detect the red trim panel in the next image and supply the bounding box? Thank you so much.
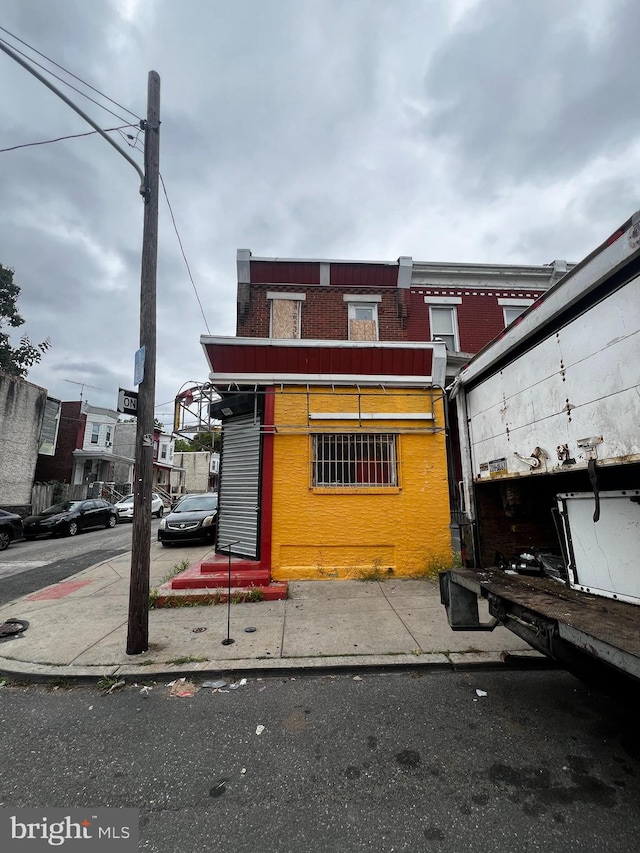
[204,342,433,377]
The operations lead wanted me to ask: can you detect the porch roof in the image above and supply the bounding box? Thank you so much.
[72,450,134,464]
[200,336,447,388]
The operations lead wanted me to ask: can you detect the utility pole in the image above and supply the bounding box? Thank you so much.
[127,71,160,655]
[0,39,160,655]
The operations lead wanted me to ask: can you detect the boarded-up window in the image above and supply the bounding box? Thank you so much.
[348,303,378,340]
[271,299,300,338]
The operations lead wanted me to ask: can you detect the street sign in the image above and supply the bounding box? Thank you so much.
[117,388,138,416]
[134,345,146,385]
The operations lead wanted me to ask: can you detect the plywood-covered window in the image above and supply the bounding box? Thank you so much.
[312,434,397,487]
[348,303,378,340]
[268,292,305,339]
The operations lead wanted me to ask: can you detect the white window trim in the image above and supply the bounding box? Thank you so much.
[343,294,382,303]
[266,292,306,301]
[424,296,462,305]
[497,298,534,307]
[347,301,379,341]
[428,305,460,351]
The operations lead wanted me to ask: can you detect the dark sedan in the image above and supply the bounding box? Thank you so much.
[0,509,24,551]
[23,499,118,539]
[157,493,218,546]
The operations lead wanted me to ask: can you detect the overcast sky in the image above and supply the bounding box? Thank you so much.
[1,0,638,427]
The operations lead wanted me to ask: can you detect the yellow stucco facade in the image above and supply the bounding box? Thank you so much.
[270,386,451,581]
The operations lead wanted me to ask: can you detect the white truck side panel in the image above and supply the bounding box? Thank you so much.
[467,275,640,479]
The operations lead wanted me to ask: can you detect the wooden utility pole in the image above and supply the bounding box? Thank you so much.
[127,71,160,655]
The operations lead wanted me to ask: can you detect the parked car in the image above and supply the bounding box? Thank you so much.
[23,499,118,539]
[157,493,218,546]
[0,509,24,551]
[113,493,164,521]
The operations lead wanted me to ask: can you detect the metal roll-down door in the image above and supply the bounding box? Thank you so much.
[216,413,261,558]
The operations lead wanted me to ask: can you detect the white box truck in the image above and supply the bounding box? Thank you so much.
[440,212,640,684]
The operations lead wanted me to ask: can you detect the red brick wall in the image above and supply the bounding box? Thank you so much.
[407,288,545,352]
[237,285,407,341]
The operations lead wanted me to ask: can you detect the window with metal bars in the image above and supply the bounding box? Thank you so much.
[312,434,398,487]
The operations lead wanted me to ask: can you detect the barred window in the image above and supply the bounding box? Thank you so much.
[312,434,398,487]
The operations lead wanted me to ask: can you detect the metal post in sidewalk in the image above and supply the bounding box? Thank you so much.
[222,542,240,646]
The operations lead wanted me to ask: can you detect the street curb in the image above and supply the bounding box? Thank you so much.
[0,650,554,685]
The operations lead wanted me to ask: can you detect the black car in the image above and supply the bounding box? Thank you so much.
[23,499,118,539]
[0,509,24,551]
[157,493,218,546]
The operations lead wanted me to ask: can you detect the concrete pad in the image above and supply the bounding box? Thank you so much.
[282,609,418,657]
[287,596,394,616]
[381,579,441,597]
[288,580,387,601]
[72,612,284,666]
[0,606,128,666]
[391,605,531,653]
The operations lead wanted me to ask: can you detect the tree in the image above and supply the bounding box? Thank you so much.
[174,431,221,453]
[0,263,50,378]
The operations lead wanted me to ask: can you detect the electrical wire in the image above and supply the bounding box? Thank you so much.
[0,124,138,154]
[0,25,142,122]
[159,174,212,334]
[0,34,136,126]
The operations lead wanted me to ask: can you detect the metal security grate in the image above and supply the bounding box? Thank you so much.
[312,434,397,487]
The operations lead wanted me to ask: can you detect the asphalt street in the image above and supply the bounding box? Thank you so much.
[1,670,639,853]
[0,520,161,605]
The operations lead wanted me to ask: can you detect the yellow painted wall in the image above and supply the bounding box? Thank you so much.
[270,386,451,580]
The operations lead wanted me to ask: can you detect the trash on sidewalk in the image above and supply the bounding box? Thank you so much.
[353,676,362,682]
[475,689,488,698]
[140,686,152,698]
[106,680,126,695]
[168,678,197,697]
[0,618,29,637]
[229,678,248,690]
[202,679,228,690]
[255,724,265,735]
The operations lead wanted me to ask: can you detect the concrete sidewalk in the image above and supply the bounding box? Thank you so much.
[0,540,542,683]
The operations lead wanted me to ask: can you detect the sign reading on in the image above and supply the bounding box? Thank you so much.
[117,388,138,416]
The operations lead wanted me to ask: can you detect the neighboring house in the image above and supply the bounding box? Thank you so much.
[0,369,59,513]
[170,450,219,497]
[36,402,134,491]
[202,335,450,580]
[112,423,175,496]
[235,250,573,378]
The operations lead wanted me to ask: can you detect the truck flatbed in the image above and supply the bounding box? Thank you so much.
[442,569,640,680]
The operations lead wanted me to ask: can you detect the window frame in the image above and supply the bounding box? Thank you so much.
[428,305,460,351]
[90,423,100,445]
[311,433,398,489]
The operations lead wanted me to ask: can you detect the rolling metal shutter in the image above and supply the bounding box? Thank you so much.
[216,413,261,558]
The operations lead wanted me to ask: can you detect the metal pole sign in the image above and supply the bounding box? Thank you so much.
[134,345,146,385]
[117,388,139,416]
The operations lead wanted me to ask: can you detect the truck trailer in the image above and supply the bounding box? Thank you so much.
[440,211,640,685]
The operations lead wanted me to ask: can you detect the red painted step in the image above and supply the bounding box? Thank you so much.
[199,554,263,574]
[170,565,271,590]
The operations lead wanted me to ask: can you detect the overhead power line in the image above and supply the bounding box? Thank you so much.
[0,124,138,154]
[0,25,141,122]
[0,34,137,125]
[159,174,212,334]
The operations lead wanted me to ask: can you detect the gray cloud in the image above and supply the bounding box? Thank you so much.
[422,0,640,192]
